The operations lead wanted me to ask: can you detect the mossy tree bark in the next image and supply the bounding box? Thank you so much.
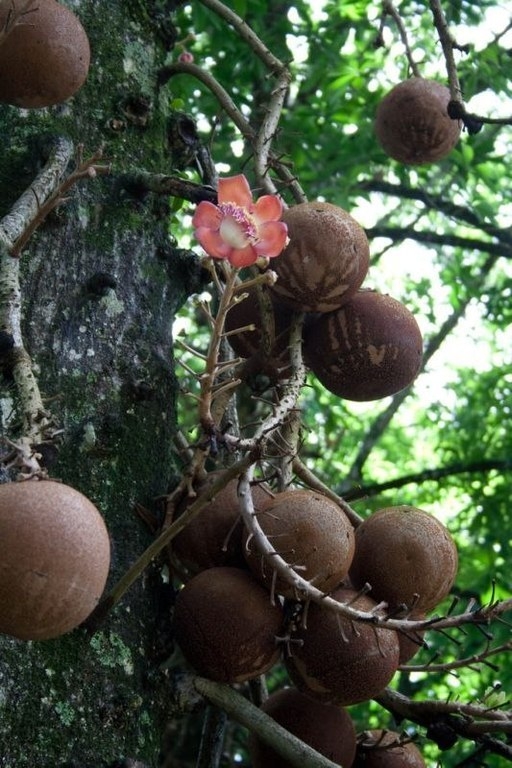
[0,2,203,765]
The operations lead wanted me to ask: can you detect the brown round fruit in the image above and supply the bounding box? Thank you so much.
[172,567,283,683]
[398,614,426,664]
[375,77,461,165]
[244,489,355,599]
[303,290,423,401]
[349,506,458,614]
[284,587,400,706]
[249,687,357,768]
[169,473,272,574]
[0,480,110,640]
[224,287,294,360]
[268,202,370,313]
[0,0,90,108]
[353,730,426,767]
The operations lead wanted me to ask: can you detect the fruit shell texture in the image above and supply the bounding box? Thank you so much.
[0,480,110,640]
[0,0,90,108]
[244,489,355,599]
[284,588,400,706]
[303,290,423,401]
[269,202,370,313]
[353,729,426,767]
[224,287,295,360]
[172,567,284,684]
[249,687,357,768]
[170,473,272,574]
[397,614,426,664]
[375,77,461,165]
[349,506,458,614]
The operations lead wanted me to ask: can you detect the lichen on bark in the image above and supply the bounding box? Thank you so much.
[0,1,201,764]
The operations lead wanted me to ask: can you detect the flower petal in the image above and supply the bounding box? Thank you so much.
[195,227,234,259]
[218,174,253,208]
[192,201,222,229]
[254,221,289,258]
[229,245,259,268]
[253,194,284,223]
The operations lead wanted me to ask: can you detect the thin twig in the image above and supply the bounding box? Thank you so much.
[382,0,421,77]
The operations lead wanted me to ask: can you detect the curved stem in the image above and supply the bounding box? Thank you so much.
[193,676,341,768]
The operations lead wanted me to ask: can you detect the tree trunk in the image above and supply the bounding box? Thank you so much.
[0,1,201,764]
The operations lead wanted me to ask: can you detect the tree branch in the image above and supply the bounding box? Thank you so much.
[344,458,512,501]
[193,676,341,768]
[118,171,218,204]
[428,0,462,102]
[378,688,512,760]
[339,253,498,490]
[366,225,512,259]
[358,178,512,247]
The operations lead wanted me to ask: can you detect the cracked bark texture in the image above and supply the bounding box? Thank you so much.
[0,1,201,764]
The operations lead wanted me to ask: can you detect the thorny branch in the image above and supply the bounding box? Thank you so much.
[239,468,512,632]
[378,688,512,759]
[91,1,512,761]
[88,266,304,624]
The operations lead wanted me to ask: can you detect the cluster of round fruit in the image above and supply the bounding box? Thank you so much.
[250,689,427,767]
[170,474,458,765]
[0,0,90,108]
[227,198,423,402]
[227,76,461,403]
[0,480,110,640]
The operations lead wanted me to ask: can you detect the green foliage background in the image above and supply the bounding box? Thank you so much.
[167,1,512,765]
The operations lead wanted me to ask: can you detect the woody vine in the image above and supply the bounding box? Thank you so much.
[1,0,512,767]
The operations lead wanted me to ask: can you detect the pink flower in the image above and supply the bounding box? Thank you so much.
[192,174,288,268]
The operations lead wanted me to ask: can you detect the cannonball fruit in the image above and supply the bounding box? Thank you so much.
[303,290,423,401]
[353,730,426,767]
[224,287,294,361]
[248,687,357,768]
[0,0,90,108]
[169,472,271,574]
[0,480,110,640]
[397,614,426,665]
[244,489,355,599]
[172,567,283,683]
[349,506,458,614]
[268,202,370,313]
[375,77,461,165]
[285,587,400,706]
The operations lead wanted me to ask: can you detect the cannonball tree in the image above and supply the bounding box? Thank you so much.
[1,1,511,766]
